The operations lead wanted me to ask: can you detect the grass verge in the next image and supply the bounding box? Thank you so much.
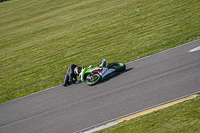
[96,96,200,133]
[0,0,200,103]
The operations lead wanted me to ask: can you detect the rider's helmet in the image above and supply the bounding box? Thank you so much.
[74,66,82,75]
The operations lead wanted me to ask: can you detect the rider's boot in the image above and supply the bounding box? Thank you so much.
[62,75,69,86]
[99,59,106,67]
[62,81,67,86]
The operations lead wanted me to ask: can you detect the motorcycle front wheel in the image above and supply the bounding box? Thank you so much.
[86,73,102,86]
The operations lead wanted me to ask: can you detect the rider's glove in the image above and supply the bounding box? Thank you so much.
[76,79,81,84]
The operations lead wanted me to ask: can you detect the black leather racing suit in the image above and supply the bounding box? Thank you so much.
[62,64,77,86]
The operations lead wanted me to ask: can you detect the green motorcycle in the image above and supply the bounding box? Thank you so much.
[80,59,126,86]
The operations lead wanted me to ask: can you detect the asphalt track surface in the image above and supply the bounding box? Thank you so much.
[0,40,200,133]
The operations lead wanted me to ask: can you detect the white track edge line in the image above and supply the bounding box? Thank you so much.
[75,91,200,133]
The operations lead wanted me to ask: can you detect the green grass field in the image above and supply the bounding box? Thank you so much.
[0,0,200,104]
[1,0,200,132]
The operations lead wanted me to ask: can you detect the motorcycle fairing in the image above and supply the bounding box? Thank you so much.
[81,66,115,82]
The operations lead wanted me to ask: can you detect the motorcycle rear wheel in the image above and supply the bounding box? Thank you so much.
[108,62,126,72]
[86,73,102,86]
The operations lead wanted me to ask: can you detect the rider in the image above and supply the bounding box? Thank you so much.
[62,64,82,86]
[62,59,106,86]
